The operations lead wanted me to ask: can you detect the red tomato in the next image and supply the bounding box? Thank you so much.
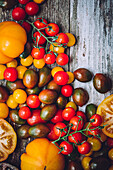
[88,126,101,137]
[44,51,56,64]
[33,31,46,45]
[25,2,39,16]
[76,111,87,123]
[59,141,73,155]
[22,21,31,33]
[31,47,45,59]
[55,33,69,45]
[54,71,69,85]
[77,141,91,155]
[53,122,67,137]
[61,85,73,97]
[47,123,59,141]
[19,106,31,119]
[27,109,46,126]
[51,109,64,123]
[62,107,76,121]
[12,7,26,21]
[107,137,113,148]
[4,67,18,82]
[34,18,48,30]
[45,23,59,36]
[68,132,83,144]
[90,114,102,127]
[70,116,84,131]
[56,53,69,66]
[26,95,40,108]
[18,0,30,4]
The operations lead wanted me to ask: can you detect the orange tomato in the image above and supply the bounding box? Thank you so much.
[33,58,45,69]
[13,89,27,104]
[66,33,76,47]
[20,55,33,67]
[6,59,18,68]
[0,103,9,118]
[0,64,6,80]
[16,66,27,79]
[49,43,65,54]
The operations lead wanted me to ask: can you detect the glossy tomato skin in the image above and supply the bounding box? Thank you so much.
[76,111,87,123]
[62,107,76,121]
[45,23,59,36]
[47,123,59,141]
[18,0,30,4]
[31,47,45,59]
[25,2,39,16]
[19,106,31,119]
[54,71,69,85]
[70,116,84,131]
[4,67,18,82]
[53,122,67,137]
[51,109,64,123]
[56,53,69,66]
[34,18,48,29]
[61,85,73,97]
[12,7,26,21]
[22,21,31,33]
[77,141,91,155]
[90,114,102,127]
[68,132,83,144]
[88,126,101,137]
[44,51,56,64]
[26,94,40,108]
[59,141,73,155]
[56,33,69,45]
[33,31,46,45]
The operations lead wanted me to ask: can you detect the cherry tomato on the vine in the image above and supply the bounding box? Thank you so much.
[31,47,45,59]
[18,0,30,4]
[12,7,26,21]
[62,107,76,121]
[59,141,73,155]
[22,21,31,33]
[76,111,87,123]
[68,132,83,144]
[25,2,39,16]
[70,116,84,131]
[56,53,69,66]
[19,106,31,120]
[77,141,91,155]
[53,122,67,137]
[54,71,69,85]
[4,67,18,82]
[88,126,101,137]
[45,23,59,36]
[51,109,64,123]
[33,31,46,45]
[90,114,102,127]
[44,51,56,64]
[34,18,48,30]
[26,94,40,108]
[56,33,69,45]
[47,123,59,141]
[61,84,73,97]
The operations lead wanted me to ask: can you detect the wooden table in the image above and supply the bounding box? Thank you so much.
[0,0,113,168]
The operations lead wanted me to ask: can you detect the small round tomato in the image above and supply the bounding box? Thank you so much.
[51,109,64,123]
[90,114,102,127]
[45,23,59,36]
[0,103,9,118]
[76,111,87,123]
[68,132,83,144]
[56,33,69,45]
[77,141,91,155]
[56,53,69,66]
[61,85,73,97]
[33,31,46,45]
[107,137,113,148]
[18,0,30,4]
[0,65,6,80]
[22,21,31,33]
[16,66,27,79]
[66,72,75,84]
[44,51,56,64]
[88,126,101,137]
[51,67,64,77]
[25,2,39,16]
[6,95,18,109]
[12,7,26,21]
[31,47,45,59]
[62,107,76,121]
[26,94,40,108]
[20,55,33,67]
[59,141,73,155]
[34,18,48,29]
[54,71,69,85]
[49,43,65,54]
[66,101,77,111]
[70,116,84,131]
[6,59,17,68]
[27,109,46,126]
[65,33,76,47]
[87,138,102,151]
[47,123,59,141]
[33,58,45,69]
[19,106,31,119]
[4,67,18,82]
[13,89,27,104]
[81,156,92,170]
[53,122,67,137]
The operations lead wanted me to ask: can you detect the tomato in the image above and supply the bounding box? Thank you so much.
[61,84,73,97]
[53,122,67,137]
[49,43,65,54]
[20,55,33,67]
[107,137,113,148]
[0,103,9,118]
[33,58,45,69]
[87,138,101,151]
[51,67,64,77]
[66,101,77,111]
[55,33,69,45]
[90,114,102,127]
[33,31,46,45]
[62,107,76,121]
[66,71,75,84]
[33,0,45,4]
[31,47,45,59]
[16,66,27,79]
[47,123,59,141]
[7,59,17,68]
[51,109,64,123]
[0,65,6,80]
[54,71,69,85]
[45,23,59,36]
[70,116,84,131]
[76,111,87,123]
[34,18,48,29]
[25,2,39,16]
[88,126,101,137]
[59,141,73,155]
[27,109,46,126]
[81,156,92,170]
[4,67,18,82]
[26,94,40,108]
[22,21,31,33]
[13,89,27,104]
[44,51,56,64]
[18,0,30,4]
[108,148,113,160]
[66,33,76,47]
[56,53,69,66]
[78,141,91,155]
[12,7,26,21]
[68,132,83,144]
[6,94,18,109]
[19,106,31,120]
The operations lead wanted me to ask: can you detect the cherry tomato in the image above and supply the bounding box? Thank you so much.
[49,43,65,54]
[6,59,17,68]
[59,141,73,155]
[25,2,39,16]
[54,71,69,85]
[62,107,76,121]
[4,67,18,82]
[77,141,91,155]
[56,53,69,66]
[107,137,113,148]
[51,109,64,123]
[33,58,45,69]
[13,89,27,104]
[88,126,101,137]
[81,156,92,170]
[34,18,48,29]
[56,33,69,45]
[53,122,67,137]
[47,123,59,141]
[51,67,64,77]
[61,84,73,97]
[108,148,113,160]
[68,132,83,144]
[20,55,33,67]
[90,114,102,127]
[87,138,102,151]
[6,94,18,109]
[26,94,40,108]
[70,116,84,131]
[66,101,77,111]
[65,33,76,47]
[12,7,26,21]
[44,51,56,64]
[22,21,31,33]
[31,47,45,59]
[33,31,46,45]
[19,106,31,119]
[45,23,59,36]
[76,111,87,123]
[0,65,6,80]
[66,71,75,84]
[18,0,30,4]
[27,109,46,126]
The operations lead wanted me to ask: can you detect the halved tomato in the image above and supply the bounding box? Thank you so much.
[0,118,17,162]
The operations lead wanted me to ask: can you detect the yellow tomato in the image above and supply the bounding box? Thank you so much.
[82,157,92,170]
[66,71,75,84]
[87,138,101,151]
[13,89,27,104]
[51,66,64,77]
[0,64,6,80]
[6,59,18,68]
[20,55,33,67]
[85,150,93,157]
[33,58,45,69]
[66,101,77,111]
[0,103,9,118]
[108,148,113,160]
[16,66,27,79]
[66,33,76,47]
[49,43,65,54]
[6,95,18,109]
[33,0,45,4]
